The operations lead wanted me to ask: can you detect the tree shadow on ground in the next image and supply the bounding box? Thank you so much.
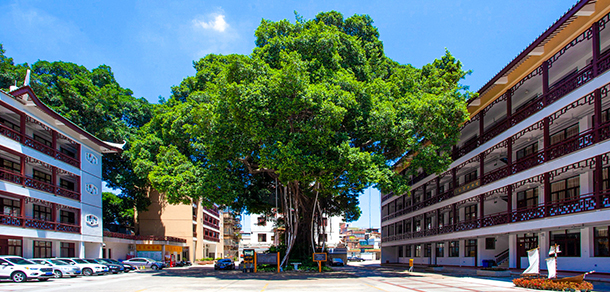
[149,265,424,281]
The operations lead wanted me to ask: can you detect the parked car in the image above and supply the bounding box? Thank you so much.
[331,258,345,266]
[29,258,81,278]
[347,256,365,262]
[100,258,135,272]
[85,259,123,274]
[214,259,235,270]
[122,258,165,270]
[0,256,53,282]
[56,258,107,276]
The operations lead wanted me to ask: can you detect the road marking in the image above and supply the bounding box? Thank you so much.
[363,282,389,291]
[260,283,269,292]
[134,289,147,292]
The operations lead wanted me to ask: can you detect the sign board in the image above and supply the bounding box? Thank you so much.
[243,249,255,258]
[331,248,347,254]
[313,253,327,262]
[256,253,278,265]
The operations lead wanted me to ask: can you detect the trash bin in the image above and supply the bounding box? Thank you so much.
[482,260,492,268]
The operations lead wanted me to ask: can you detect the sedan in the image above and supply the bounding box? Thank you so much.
[347,257,365,262]
[85,259,123,274]
[99,258,135,272]
[122,258,164,270]
[331,258,345,266]
[30,258,81,278]
[214,259,235,270]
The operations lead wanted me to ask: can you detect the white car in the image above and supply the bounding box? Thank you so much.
[30,258,82,278]
[0,256,54,282]
[56,258,107,276]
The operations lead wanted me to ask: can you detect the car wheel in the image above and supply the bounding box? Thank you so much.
[38,278,49,282]
[11,271,27,283]
[54,270,63,278]
[151,265,158,271]
[83,268,93,276]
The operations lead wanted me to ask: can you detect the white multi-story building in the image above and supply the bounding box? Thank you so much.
[0,85,122,258]
[381,0,610,273]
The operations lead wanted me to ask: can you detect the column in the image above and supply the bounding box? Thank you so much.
[78,241,85,258]
[479,194,485,228]
[507,136,513,174]
[593,22,600,77]
[595,155,603,209]
[431,242,436,265]
[581,227,592,259]
[506,88,513,123]
[479,112,485,145]
[479,153,485,186]
[507,185,513,221]
[544,172,551,217]
[52,131,57,151]
[539,231,549,272]
[542,61,549,105]
[508,234,517,269]
[594,88,602,140]
[20,197,25,227]
[452,203,457,224]
[543,117,550,161]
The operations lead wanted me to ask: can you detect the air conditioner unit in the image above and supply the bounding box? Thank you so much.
[128,244,135,251]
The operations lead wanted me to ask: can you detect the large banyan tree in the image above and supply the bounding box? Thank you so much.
[129,11,472,266]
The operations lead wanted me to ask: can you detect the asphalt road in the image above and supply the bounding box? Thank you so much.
[1,261,607,292]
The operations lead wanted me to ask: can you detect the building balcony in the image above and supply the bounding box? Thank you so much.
[0,196,81,234]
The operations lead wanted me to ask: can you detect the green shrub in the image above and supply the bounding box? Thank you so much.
[513,278,593,292]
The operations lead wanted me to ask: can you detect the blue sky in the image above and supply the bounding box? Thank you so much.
[1,0,578,228]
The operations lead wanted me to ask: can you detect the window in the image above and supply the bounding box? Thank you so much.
[60,146,76,158]
[2,198,20,216]
[33,169,52,184]
[595,227,610,257]
[448,210,455,225]
[550,176,580,202]
[550,124,579,145]
[415,244,421,257]
[603,167,609,191]
[33,204,52,221]
[258,233,267,242]
[465,239,477,257]
[60,242,75,257]
[33,134,52,147]
[485,238,495,250]
[414,219,421,232]
[425,191,432,200]
[425,216,432,230]
[321,217,328,226]
[405,245,412,258]
[60,179,75,191]
[464,170,478,184]
[516,142,538,160]
[449,241,459,257]
[0,158,20,173]
[424,243,431,257]
[403,220,411,233]
[464,205,477,221]
[550,230,581,257]
[517,188,539,209]
[436,242,444,257]
[396,222,403,234]
[60,210,76,224]
[437,212,444,228]
[398,245,404,257]
[33,241,52,258]
[1,238,22,256]
[257,216,266,226]
[0,117,20,131]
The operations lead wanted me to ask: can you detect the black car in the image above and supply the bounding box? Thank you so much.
[214,259,235,270]
[98,258,135,272]
[348,256,365,262]
[85,259,123,274]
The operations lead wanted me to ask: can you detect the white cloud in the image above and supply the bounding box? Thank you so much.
[193,14,229,32]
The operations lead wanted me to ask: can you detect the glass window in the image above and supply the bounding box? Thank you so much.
[551,176,580,202]
[33,134,52,147]
[464,205,477,221]
[6,239,22,256]
[398,246,404,258]
[425,216,432,230]
[258,233,267,242]
[465,239,477,257]
[60,242,75,257]
[464,170,478,184]
[436,242,444,257]
[550,124,579,145]
[2,198,21,217]
[415,244,421,257]
[60,179,75,191]
[603,167,609,191]
[0,117,20,132]
[516,142,538,160]
[449,241,459,257]
[485,238,495,250]
[550,230,581,257]
[437,212,444,228]
[517,188,539,209]
[33,241,52,258]
[34,204,52,221]
[424,243,431,257]
[594,227,609,257]
[0,158,21,173]
[33,169,52,184]
[60,210,75,224]
[405,245,411,258]
[60,146,76,158]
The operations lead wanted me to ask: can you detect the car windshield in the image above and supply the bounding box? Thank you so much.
[5,258,35,265]
[97,259,113,264]
[31,259,45,265]
[73,259,88,264]
[49,259,69,265]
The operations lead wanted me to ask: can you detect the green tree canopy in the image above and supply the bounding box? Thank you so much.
[129,11,472,264]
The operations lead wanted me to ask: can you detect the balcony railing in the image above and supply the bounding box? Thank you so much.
[0,123,80,168]
[384,191,609,242]
[0,213,80,233]
[203,221,220,230]
[204,235,220,242]
[0,168,80,201]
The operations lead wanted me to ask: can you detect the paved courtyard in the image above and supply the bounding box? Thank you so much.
[1,262,608,292]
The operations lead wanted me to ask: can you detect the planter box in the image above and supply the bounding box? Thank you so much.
[195,260,214,265]
[477,269,511,277]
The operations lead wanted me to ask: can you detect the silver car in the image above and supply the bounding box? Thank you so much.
[122,258,165,270]
[30,258,81,278]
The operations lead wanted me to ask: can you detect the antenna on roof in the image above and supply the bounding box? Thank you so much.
[23,69,31,86]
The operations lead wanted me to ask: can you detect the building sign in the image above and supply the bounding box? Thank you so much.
[313,253,327,261]
[256,253,278,265]
[165,245,182,253]
[86,184,99,195]
[136,244,162,251]
[85,214,99,227]
[86,152,98,165]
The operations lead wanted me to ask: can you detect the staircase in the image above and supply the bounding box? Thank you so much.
[495,249,509,267]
